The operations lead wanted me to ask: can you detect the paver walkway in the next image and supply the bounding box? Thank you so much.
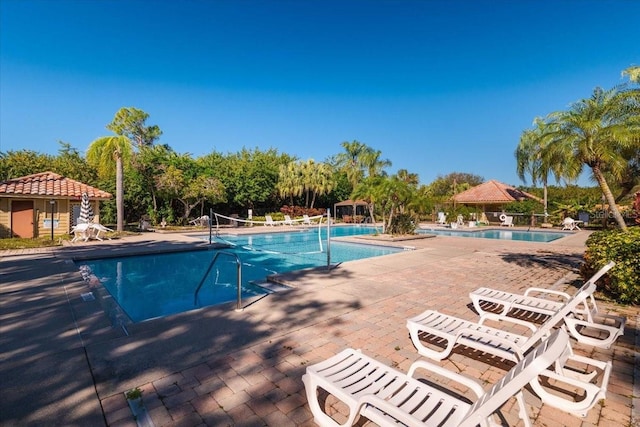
[1,228,637,427]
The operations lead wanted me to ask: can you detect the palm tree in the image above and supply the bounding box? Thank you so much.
[307,162,334,209]
[623,66,640,83]
[277,161,303,206]
[86,135,132,232]
[361,149,391,178]
[544,86,640,230]
[516,117,564,220]
[336,140,368,190]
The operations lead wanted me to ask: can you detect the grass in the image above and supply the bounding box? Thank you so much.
[0,230,141,251]
[0,236,67,250]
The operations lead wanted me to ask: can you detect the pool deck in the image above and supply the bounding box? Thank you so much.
[1,226,638,426]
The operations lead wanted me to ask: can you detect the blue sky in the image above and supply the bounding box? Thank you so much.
[1,0,638,187]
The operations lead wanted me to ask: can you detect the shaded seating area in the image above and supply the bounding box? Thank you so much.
[333,199,369,223]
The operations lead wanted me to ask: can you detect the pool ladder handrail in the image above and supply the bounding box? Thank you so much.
[194,251,243,312]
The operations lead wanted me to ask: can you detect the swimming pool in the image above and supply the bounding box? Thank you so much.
[416,227,568,242]
[76,225,401,322]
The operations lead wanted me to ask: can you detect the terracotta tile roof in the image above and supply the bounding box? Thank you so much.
[451,179,542,204]
[0,172,112,200]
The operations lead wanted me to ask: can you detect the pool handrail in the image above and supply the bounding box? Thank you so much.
[194,251,244,312]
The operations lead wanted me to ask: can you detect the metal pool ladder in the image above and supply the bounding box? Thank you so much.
[194,251,243,312]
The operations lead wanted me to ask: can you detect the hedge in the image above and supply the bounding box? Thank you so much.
[582,227,640,305]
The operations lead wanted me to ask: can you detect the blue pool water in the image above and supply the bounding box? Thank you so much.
[416,227,568,242]
[76,225,401,322]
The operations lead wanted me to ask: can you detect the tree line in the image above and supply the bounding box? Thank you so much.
[1,67,638,233]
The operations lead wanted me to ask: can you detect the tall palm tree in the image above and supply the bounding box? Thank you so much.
[544,86,640,230]
[516,117,564,219]
[277,161,303,206]
[361,149,391,178]
[308,162,334,209]
[336,140,368,190]
[396,169,419,186]
[86,135,132,232]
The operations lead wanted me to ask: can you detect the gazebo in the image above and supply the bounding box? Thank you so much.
[333,199,369,222]
[451,180,542,223]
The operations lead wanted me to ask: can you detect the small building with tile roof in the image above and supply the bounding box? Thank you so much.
[451,179,542,223]
[0,172,112,238]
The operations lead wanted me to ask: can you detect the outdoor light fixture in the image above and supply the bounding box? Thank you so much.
[50,200,55,240]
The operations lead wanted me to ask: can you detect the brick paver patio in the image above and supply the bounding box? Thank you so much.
[1,228,637,426]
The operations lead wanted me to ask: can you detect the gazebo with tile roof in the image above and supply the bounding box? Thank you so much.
[0,172,112,238]
[451,179,542,223]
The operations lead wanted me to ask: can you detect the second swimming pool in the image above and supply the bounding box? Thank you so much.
[416,227,569,242]
[76,225,402,322]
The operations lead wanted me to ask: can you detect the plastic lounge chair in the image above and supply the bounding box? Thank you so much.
[303,329,570,427]
[436,212,447,225]
[264,215,279,226]
[189,215,210,227]
[469,262,625,347]
[302,214,313,225]
[406,308,612,418]
[500,214,514,227]
[283,214,294,225]
[71,223,92,242]
[562,217,582,230]
[88,223,113,241]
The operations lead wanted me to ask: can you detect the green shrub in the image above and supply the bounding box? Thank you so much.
[387,213,416,236]
[582,227,640,305]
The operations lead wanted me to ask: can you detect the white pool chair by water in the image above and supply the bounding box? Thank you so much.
[436,211,447,225]
[283,214,294,225]
[264,215,279,226]
[469,262,624,345]
[71,222,113,242]
[71,223,92,242]
[89,223,113,241]
[562,217,582,230]
[303,329,570,427]
[500,214,514,227]
[302,214,313,225]
[189,215,210,227]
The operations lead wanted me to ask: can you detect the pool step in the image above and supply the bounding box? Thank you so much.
[252,281,293,293]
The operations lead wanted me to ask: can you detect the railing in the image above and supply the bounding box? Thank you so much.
[194,251,243,312]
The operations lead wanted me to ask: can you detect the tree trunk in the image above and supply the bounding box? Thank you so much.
[116,155,124,232]
[593,165,627,231]
[368,204,375,225]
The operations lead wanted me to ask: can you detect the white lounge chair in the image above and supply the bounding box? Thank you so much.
[303,329,570,427]
[302,214,313,225]
[89,223,113,241]
[406,307,612,417]
[189,215,210,227]
[71,223,92,242]
[436,212,447,225]
[500,214,514,227]
[71,222,113,242]
[469,262,625,346]
[264,215,279,226]
[562,217,582,230]
[283,214,294,225]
